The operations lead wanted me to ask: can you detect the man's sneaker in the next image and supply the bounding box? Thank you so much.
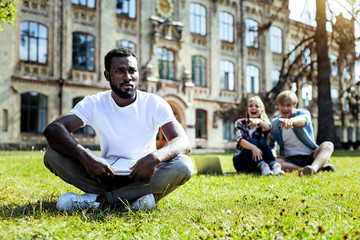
[260,163,273,176]
[271,163,285,175]
[320,164,336,172]
[130,193,156,211]
[300,165,316,176]
[56,192,100,211]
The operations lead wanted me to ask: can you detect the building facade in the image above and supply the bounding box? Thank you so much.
[0,0,358,150]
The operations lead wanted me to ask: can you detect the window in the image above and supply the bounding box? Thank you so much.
[302,84,312,107]
[343,67,351,79]
[245,19,258,48]
[73,97,95,136]
[220,61,234,90]
[246,65,259,93]
[302,48,311,70]
[270,26,282,53]
[190,3,206,35]
[330,55,338,76]
[116,40,136,52]
[289,44,295,63]
[192,56,206,86]
[335,126,341,141]
[116,0,136,18]
[223,120,234,140]
[21,92,47,133]
[196,109,207,139]
[19,22,48,64]
[72,0,95,8]
[271,70,280,88]
[219,12,233,42]
[158,48,174,80]
[72,32,95,71]
[348,127,353,142]
[331,88,339,110]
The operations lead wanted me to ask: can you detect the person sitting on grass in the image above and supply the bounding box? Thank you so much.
[233,96,285,175]
[270,90,335,175]
[43,47,194,211]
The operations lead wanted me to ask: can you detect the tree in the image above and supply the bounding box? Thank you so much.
[0,0,17,31]
[315,0,338,145]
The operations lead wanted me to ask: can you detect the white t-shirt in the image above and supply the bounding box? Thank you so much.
[71,90,175,161]
[282,128,313,157]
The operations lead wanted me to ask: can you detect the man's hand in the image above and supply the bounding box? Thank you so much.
[279,118,293,130]
[84,155,115,184]
[129,153,160,183]
[251,146,263,162]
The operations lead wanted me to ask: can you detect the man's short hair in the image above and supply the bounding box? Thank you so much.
[104,47,138,72]
[277,90,298,105]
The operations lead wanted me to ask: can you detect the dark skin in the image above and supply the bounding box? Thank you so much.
[44,56,191,184]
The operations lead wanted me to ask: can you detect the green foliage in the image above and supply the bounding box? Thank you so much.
[0,0,17,31]
[1,150,360,239]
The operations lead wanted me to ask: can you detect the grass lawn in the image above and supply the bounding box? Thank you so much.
[0,150,359,239]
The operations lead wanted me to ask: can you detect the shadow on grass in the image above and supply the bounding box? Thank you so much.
[0,199,58,219]
[0,198,136,219]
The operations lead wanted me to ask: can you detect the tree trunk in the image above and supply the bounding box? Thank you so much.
[315,0,339,147]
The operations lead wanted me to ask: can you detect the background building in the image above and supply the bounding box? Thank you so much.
[0,0,358,150]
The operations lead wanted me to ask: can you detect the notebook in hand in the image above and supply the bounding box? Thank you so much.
[86,149,136,176]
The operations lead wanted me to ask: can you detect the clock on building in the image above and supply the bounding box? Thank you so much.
[156,0,174,18]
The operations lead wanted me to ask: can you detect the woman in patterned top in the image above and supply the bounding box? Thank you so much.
[233,96,284,175]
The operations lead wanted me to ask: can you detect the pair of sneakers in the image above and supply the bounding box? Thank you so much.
[56,192,156,211]
[260,163,285,176]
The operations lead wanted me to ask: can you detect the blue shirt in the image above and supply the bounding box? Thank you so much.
[270,108,318,156]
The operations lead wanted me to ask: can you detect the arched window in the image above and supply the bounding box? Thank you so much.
[158,48,174,80]
[21,92,47,133]
[246,65,259,93]
[19,21,48,64]
[72,32,95,71]
[245,19,258,48]
[192,56,206,86]
[270,26,282,53]
[190,3,206,35]
[116,40,136,52]
[116,0,136,18]
[219,11,233,42]
[73,97,95,136]
[220,60,234,90]
[196,109,207,139]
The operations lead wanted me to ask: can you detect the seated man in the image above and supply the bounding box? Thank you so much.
[43,48,194,211]
[270,90,335,175]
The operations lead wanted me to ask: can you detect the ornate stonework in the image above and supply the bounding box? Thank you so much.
[21,0,49,17]
[72,6,96,26]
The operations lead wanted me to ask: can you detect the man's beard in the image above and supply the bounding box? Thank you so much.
[109,77,137,99]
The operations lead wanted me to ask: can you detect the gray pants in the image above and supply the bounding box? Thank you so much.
[44,148,194,206]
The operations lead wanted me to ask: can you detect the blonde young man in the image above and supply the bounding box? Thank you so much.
[270,90,335,175]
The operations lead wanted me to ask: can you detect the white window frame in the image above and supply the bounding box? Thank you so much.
[219,11,233,42]
[190,3,206,36]
[220,60,234,90]
[246,65,259,94]
[270,26,282,53]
